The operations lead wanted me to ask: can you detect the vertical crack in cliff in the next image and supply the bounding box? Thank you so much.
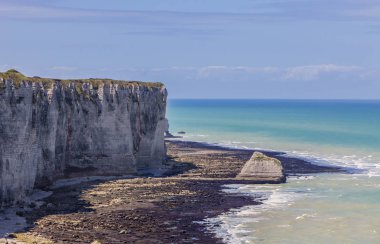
[0,70,168,207]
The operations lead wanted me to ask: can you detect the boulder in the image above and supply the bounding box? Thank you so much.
[165,130,182,139]
[237,152,286,183]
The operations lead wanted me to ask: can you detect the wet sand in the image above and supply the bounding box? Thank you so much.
[4,140,343,244]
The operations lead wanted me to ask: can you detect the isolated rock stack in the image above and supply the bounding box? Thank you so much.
[237,152,286,183]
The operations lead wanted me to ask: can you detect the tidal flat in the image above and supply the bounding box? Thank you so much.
[5,141,341,244]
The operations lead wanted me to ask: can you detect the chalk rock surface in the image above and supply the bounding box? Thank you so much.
[0,70,168,207]
[237,152,285,183]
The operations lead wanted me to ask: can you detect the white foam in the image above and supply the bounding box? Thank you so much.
[284,151,380,176]
[174,137,380,177]
[202,184,305,243]
[288,175,315,181]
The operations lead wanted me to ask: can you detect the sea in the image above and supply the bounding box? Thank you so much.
[167,99,380,244]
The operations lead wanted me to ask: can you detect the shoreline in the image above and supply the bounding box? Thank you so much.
[2,140,344,243]
[166,138,365,174]
[168,140,345,175]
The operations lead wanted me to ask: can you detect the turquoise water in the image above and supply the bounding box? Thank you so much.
[167,99,380,243]
[168,99,380,174]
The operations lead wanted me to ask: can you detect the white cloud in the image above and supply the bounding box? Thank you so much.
[0,4,97,19]
[33,64,376,84]
[169,64,361,81]
[343,6,380,18]
[108,64,367,82]
[196,66,280,79]
[283,64,362,81]
[3,0,379,24]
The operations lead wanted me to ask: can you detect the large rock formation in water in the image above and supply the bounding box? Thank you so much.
[0,70,168,207]
[237,152,286,183]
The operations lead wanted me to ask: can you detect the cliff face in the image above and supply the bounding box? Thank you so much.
[0,70,168,207]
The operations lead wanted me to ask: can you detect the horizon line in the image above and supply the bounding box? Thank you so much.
[168,98,380,101]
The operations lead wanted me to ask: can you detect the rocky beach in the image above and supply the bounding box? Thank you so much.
[1,140,343,244]
[2,1,379,242]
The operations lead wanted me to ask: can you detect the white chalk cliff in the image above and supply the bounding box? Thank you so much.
[0,70,168,207]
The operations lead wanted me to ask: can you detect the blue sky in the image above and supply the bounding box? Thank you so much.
[1,0,380,99]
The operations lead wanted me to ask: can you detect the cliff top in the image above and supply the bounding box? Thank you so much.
[0,69,164,88]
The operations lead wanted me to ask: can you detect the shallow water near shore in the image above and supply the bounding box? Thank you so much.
[206,175,380,243]
[168,99,380,175]
[168,99,380,243]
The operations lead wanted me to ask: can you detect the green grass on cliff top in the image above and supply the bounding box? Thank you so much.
[0,69,164,89]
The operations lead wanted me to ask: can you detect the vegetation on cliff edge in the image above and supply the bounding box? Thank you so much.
[0,69,164,89]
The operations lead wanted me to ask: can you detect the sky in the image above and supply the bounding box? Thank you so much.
[1,0,380,99]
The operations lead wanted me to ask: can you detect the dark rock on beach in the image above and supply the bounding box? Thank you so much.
[165,130,182,139]
[4,140,344,243]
